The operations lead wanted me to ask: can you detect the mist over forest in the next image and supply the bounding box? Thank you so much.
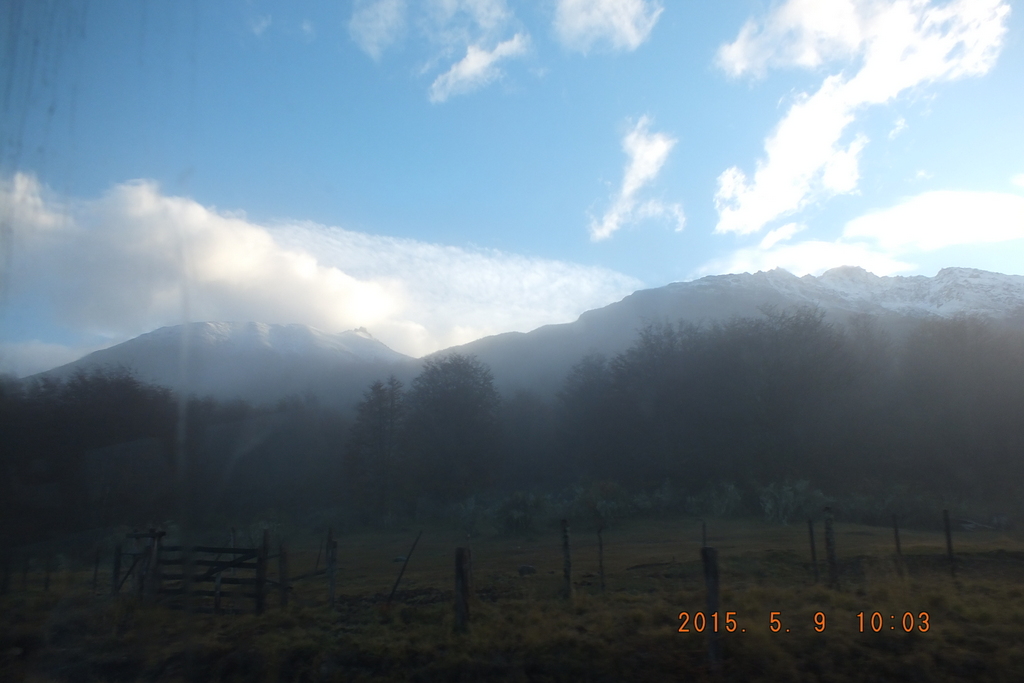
[3,307,1023,547]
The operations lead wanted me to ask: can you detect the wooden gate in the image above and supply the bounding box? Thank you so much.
[113,529,277,614]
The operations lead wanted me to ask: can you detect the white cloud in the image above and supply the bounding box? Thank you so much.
[888,116,907,139]
[1012,174,1024,190]
[554,0,663,53]
[590,116,683,241]
[349,0,406,60]
[698,189,1024,278]
[428,33,529,102]
[250,15,272,37]
[843,190,1024,251]
[697,238,914,278]
[0,173,641,365]
[714,0,1010,236]
[759,222,806,250]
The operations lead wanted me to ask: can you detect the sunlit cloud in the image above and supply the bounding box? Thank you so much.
[888,116,907,140]
[428,33,529,103]
[554,0,663,53]
[349,0,407,60]
[714,0,1010,236]
[698,189,1024,278]
[843,190,1024,252]
[590,116,684,241]
[0,173,642,372]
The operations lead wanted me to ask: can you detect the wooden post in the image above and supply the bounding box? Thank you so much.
[326,528,336,609]
[807,518,819,584]
[824,507,839,590]
[230,528,237,577]
[701,547,722,673]
[597,525,606,592]
[279,542,289,609]
[454,547,472,632]
[561,519,573,600]
[943,509,955,577]
[145,532,162,601]
[111,545,121,595]
[91,548,100,593]
[387,531,423,607]
[255,529,269,615]
[892,514,904,576]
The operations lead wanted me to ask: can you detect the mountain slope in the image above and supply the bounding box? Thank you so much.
[38,322,419,407]
[436,266,1024,397]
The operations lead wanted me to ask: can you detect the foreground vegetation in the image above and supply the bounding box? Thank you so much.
[3,517,1024,681]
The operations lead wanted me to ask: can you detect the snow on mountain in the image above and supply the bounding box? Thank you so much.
[36,322,417,408]
[28,267,1024,405]
[441,266,1024,397]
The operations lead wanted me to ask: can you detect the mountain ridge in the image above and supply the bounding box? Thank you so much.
[29,266,1024,406]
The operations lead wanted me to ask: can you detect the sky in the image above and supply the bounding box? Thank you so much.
[2,0,1023,376]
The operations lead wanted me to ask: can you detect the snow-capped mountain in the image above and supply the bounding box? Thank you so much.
[38,322,418,407]
[31,267,1024,405]
[438,266,1024,397]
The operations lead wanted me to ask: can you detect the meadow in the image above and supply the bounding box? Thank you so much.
[3,517,1024,682]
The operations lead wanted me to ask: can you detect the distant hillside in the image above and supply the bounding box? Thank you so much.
[435,266,1024,397]
[30,267,1024,405]
[35,322,420,408]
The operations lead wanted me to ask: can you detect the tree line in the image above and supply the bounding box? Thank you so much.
[3,307,1024,544]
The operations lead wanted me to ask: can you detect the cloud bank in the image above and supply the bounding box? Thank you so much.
[714,0,1010,236]
[0,174,642,376]
[699,189,1024,278]
[590,116,684,241]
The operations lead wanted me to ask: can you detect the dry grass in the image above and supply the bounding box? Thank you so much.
[3,517,1024,681]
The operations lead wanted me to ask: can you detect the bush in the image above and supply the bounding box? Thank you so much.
[758,480,828,525]
[686,482,743,518]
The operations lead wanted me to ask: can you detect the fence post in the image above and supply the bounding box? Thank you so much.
[892,515,904,576]
[279,542,289,609]
[701,547,722,673]
[807,518,819,584]
[326,528,336,609]
[454,547,472,632]
[561,519,573,600]
[387,531,423,607]
[92,548,100,593]
[145,531,162,601]
[597,525,606,592]
[111,545,121,595]
[943,509,955,577]
[255,529,268,615]
[824,507,840,590]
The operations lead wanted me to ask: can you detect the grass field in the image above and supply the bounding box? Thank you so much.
[3,517,1024,681]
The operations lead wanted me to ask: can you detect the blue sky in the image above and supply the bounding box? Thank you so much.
[2,0,1023,375]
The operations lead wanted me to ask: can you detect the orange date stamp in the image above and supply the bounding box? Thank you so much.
[677,611,931,634]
